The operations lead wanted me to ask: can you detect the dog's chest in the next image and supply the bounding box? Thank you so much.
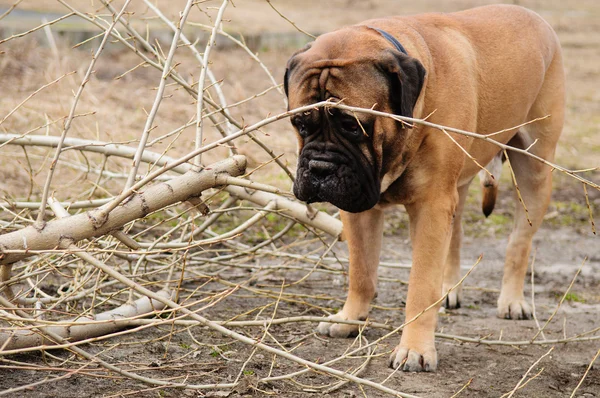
[378,170,420,206]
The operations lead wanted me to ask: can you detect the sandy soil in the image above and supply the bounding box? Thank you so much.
[0,1,599,397]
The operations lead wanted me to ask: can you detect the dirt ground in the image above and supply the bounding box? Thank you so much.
[0,1,599,397]
[1,224,599,398]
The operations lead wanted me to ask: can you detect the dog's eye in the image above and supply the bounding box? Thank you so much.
[339,117,367,140]
[292,117,310,137]
[341,119,359,133]
[298,123,309,137]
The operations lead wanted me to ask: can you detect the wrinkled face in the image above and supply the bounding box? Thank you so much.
[284,27,425,213]
[290,104,380,212]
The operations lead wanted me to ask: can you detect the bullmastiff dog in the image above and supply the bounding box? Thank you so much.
[284,4,564,372]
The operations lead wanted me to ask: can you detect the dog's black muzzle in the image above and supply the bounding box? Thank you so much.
[293,141,380,213]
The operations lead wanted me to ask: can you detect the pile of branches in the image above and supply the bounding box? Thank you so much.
[0,1,598,397]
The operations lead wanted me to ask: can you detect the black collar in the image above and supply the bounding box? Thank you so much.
[370,27,408,55]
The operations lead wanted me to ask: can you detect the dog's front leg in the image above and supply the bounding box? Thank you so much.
[389,195,456,372]
[317,207,384,337]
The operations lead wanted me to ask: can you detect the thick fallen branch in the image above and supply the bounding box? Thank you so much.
[0,155,247,266]
[0,133,344,238]
[0,289,173,351]
[225,185,341,237]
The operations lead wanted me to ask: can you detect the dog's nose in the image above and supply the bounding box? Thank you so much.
[308,159,337,175]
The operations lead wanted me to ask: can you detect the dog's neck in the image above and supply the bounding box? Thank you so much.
[369,27,408,55]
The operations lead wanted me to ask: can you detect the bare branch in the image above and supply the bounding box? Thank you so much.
[0,156,247,266]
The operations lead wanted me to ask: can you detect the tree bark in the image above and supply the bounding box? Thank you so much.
[0,290,173,351]
[0,156,247,265]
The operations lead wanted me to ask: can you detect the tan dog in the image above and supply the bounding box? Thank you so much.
[284,5,564,372]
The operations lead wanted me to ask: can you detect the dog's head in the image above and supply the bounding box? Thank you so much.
[284,25,425,213]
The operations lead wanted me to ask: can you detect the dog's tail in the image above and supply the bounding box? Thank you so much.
[480,152,504,217]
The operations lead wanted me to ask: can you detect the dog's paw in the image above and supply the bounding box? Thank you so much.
[317,313,362,338]
[388,344,437,372]
[442,283,462,309]
[497,297,532,320]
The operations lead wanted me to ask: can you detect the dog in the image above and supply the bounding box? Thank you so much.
[284,4,564,372]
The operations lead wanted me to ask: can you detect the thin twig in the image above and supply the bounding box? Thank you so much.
[530,258,586,342]
[35,0,134,228]
[570,347,600,398]
[121,0,195,189]
[194,0,229,169]
[529,249,546,340]
[503,149,532,226]
[265,0,316,39]
[503,347,554,398]
[583,183,597,235]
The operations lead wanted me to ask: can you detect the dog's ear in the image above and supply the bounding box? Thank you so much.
[381,51,426,119]
[284,42,313,98]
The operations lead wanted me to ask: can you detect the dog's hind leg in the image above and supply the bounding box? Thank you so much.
[498,54,565,320]
[442,182,470,309]
[497,136,553,319]
[317,207,384,337]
